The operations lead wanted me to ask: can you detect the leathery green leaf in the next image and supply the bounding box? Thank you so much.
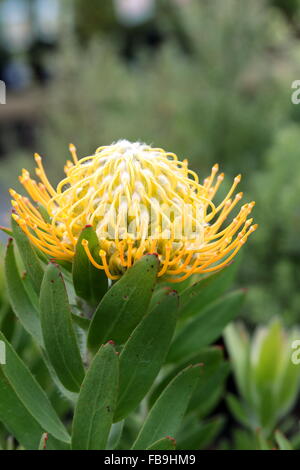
[224,323,251,401]
[167,290,245,362]
[0,332,70,443]
[177,416,225,450]
[187,361,230,414]
[40,263,85,392]
[106,421,124,450]
[72,226,108,306]
[11,216,44,294]
[178,262,238,320]
[114,290,178,422]
[0,369,68,450]
[72,343,119,450]
[132,364,201,450]
[88,254,159,350]
[225,393,251,428]
[149,347,223,407]
[4,238,42,345]
[146,436,177,450]
[275,430,293,450]
[71,312,91,331]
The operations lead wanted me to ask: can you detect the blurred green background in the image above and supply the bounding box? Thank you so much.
[0,0,300,329]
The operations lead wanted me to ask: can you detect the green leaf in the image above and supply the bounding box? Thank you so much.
[195,386,224,419]
[231,428,257,450]
[0,226,12,236]
[149,285,174,311]
[0,369,68,450]
[132,364,201,450]
[251,320,284,430]
[276,336,300,416]
[72,343,119,450]
[255,428,271,450]
[11,216,44,294]
[0,307,16,343]
[226,393,251,428]
[149,347,223,407]
[41,351,78,404]
[177,415,225,450]
[114,290,178,422]
[106,421,124,450]
[224,323,250,401]
[146,436,176,450]
[36,203,51,223]
[72,226,108,306]
[88,254,159,350]
[0,332,70,443]
[275,430,293,450]
[187,362,230,415]
[253,320,284,389]
[40,263,85,392]
[167,290,245,362]
[178,262,238,320]
[71,312,91,331]
[4,238,42,345]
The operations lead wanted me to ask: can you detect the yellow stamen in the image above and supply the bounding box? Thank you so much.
[10,140,256,283]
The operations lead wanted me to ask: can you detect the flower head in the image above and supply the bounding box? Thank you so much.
[10,140,257,282]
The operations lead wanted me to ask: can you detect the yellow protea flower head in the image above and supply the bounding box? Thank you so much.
[10,140,257,282]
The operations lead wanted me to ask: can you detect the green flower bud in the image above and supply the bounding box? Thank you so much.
[225,319,300,434]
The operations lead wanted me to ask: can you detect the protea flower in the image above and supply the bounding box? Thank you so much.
[9,140,256,282]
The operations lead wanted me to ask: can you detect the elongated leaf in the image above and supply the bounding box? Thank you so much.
[177,416,225,450]
[0,369,68,450]
[187,362,229,414]
[114,290,178,422]
[149,347,223,407]
[167,290,245,362]
[149,285,175,311]
[0,305,16,343]
[71,312,90,331]
[224,323,250,401]
[132,364,201,450]
[275,430,293,450]
[36,202,51,223]
[0,226,12,236]
[226,393,251,428]
[4,238,42,345]
[88,254,159,350]
[252,320,284,430]
[146,436,176,450]
[106,421,124,450]
[178,262,238,320]
[255,428,271,450]
[0,332,70,443]
[195,385,223,419]
[41,351,78,404]
[11,217,44,294]
[40,263,85,392]
[72,226,108,306]
[72,343,119,450]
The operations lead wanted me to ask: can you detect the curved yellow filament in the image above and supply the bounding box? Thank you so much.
[9,140,256,284]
